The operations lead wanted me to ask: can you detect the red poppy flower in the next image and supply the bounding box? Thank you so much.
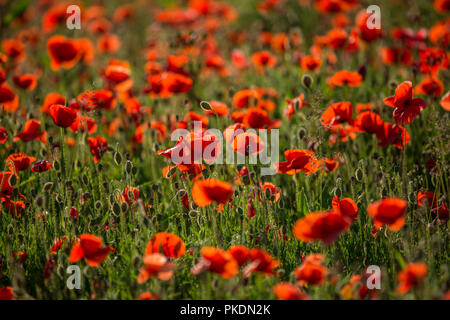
[417,191,438,208]
[137,253,174,283]
[328,70,362,87]
[14,119,47,144]
[87,136,108,163]
[293,210,350,245]
[232,89,259,109]
[415,77,444,97]
[76,89,116,111]
[191,247,238,279]
[380,47,412,66]
[42,2,73,33]
[300,55,322,71]
[0,126,8,144]
[321,101,354,128]
[68,234,114,266]
[48,104,77,128]
[384,81,427,125]
[324,158,339,172]
[97,33,121,54]
[47,35,82,71]
[276,149,321,175]
[332,195,358,221]
[1,39,25,62]
[294,254,328,286]
[0,84,19,113]
[203,101,229,117]
[273,283,307,300]
[397,263,428,295]
[376,123,410,149]
[70,206,79,219]
[440,91,450,111]
[228,245,249,267]
[2,199,25,217]
[432,202,449,223]
[6,153,36,171]
[145,232,186,258]
[232,132,264,155]
[0,286,14,300]
[419,47,448,75]
[69,114,97,134]
[12,74,38,90]
[367,198,407,231]
[192,178,234,207]
[136,292,160,300]
[41,92,66,113]
[243,248,280,276]
[356,10,382,42]
[354,111,384,135]
[251,50,277,69]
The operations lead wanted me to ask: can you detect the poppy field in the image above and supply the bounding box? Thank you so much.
[0,0,449,301]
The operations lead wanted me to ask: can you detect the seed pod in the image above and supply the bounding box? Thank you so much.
[125,160,133,175]
[81,174,89,186]
[95,200,103,210]
[298,127,307,140]
[302,74,313,89]
[35,195,44,207]
[8,174,18,187]
[355,168,364,181]
[200,101,212,112]
[113,152,122,165]
[112,202,121,216]
[53,160,60,172]
[43,182,54,192]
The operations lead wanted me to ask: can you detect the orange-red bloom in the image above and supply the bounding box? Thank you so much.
[329,70,362,88]
[192,178,234,207]
[14,119,47,144]
[321,101,354,128]
[87,136,108,163]
[192,247,239,279]
[47,36,83,71]
[417,191,438,208]
[6,153,36,171]
[69,234,114,266]
[384,81,427,125]
[293,211,350,245]
[332,195,358,221]
[397,263,428,295]
[48,104,77,128]
[294,254,328,286]
[367,198,407,231]
[31,160,52,173]
[273,283,307,300]
[276,149,321,175]
[145,232,186,258]
[137,253,174,283]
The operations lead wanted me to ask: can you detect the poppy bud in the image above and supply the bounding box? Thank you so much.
[43,182,54,192]
[95,200,103,210]
[200,101,212,112]
[132,166,138,175]
[35,195,44,207]
[355,168,364,182]
[8,174,18,187]
[302,74,313,89]
[40,148,47,157]
[249,171,256,181]
[277,198,285,209]
[298,127,307,140]
[237,207,244,216]
[53,160,60,172]
[264,188,272,200]
[112,202,121,216]
[98,163,103,171]
[81,174,89,186]
[48,136,53,144]
[121,202,128,213]
[166,166,177,178]
[188,210,198,218]
[125,160,133,175]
